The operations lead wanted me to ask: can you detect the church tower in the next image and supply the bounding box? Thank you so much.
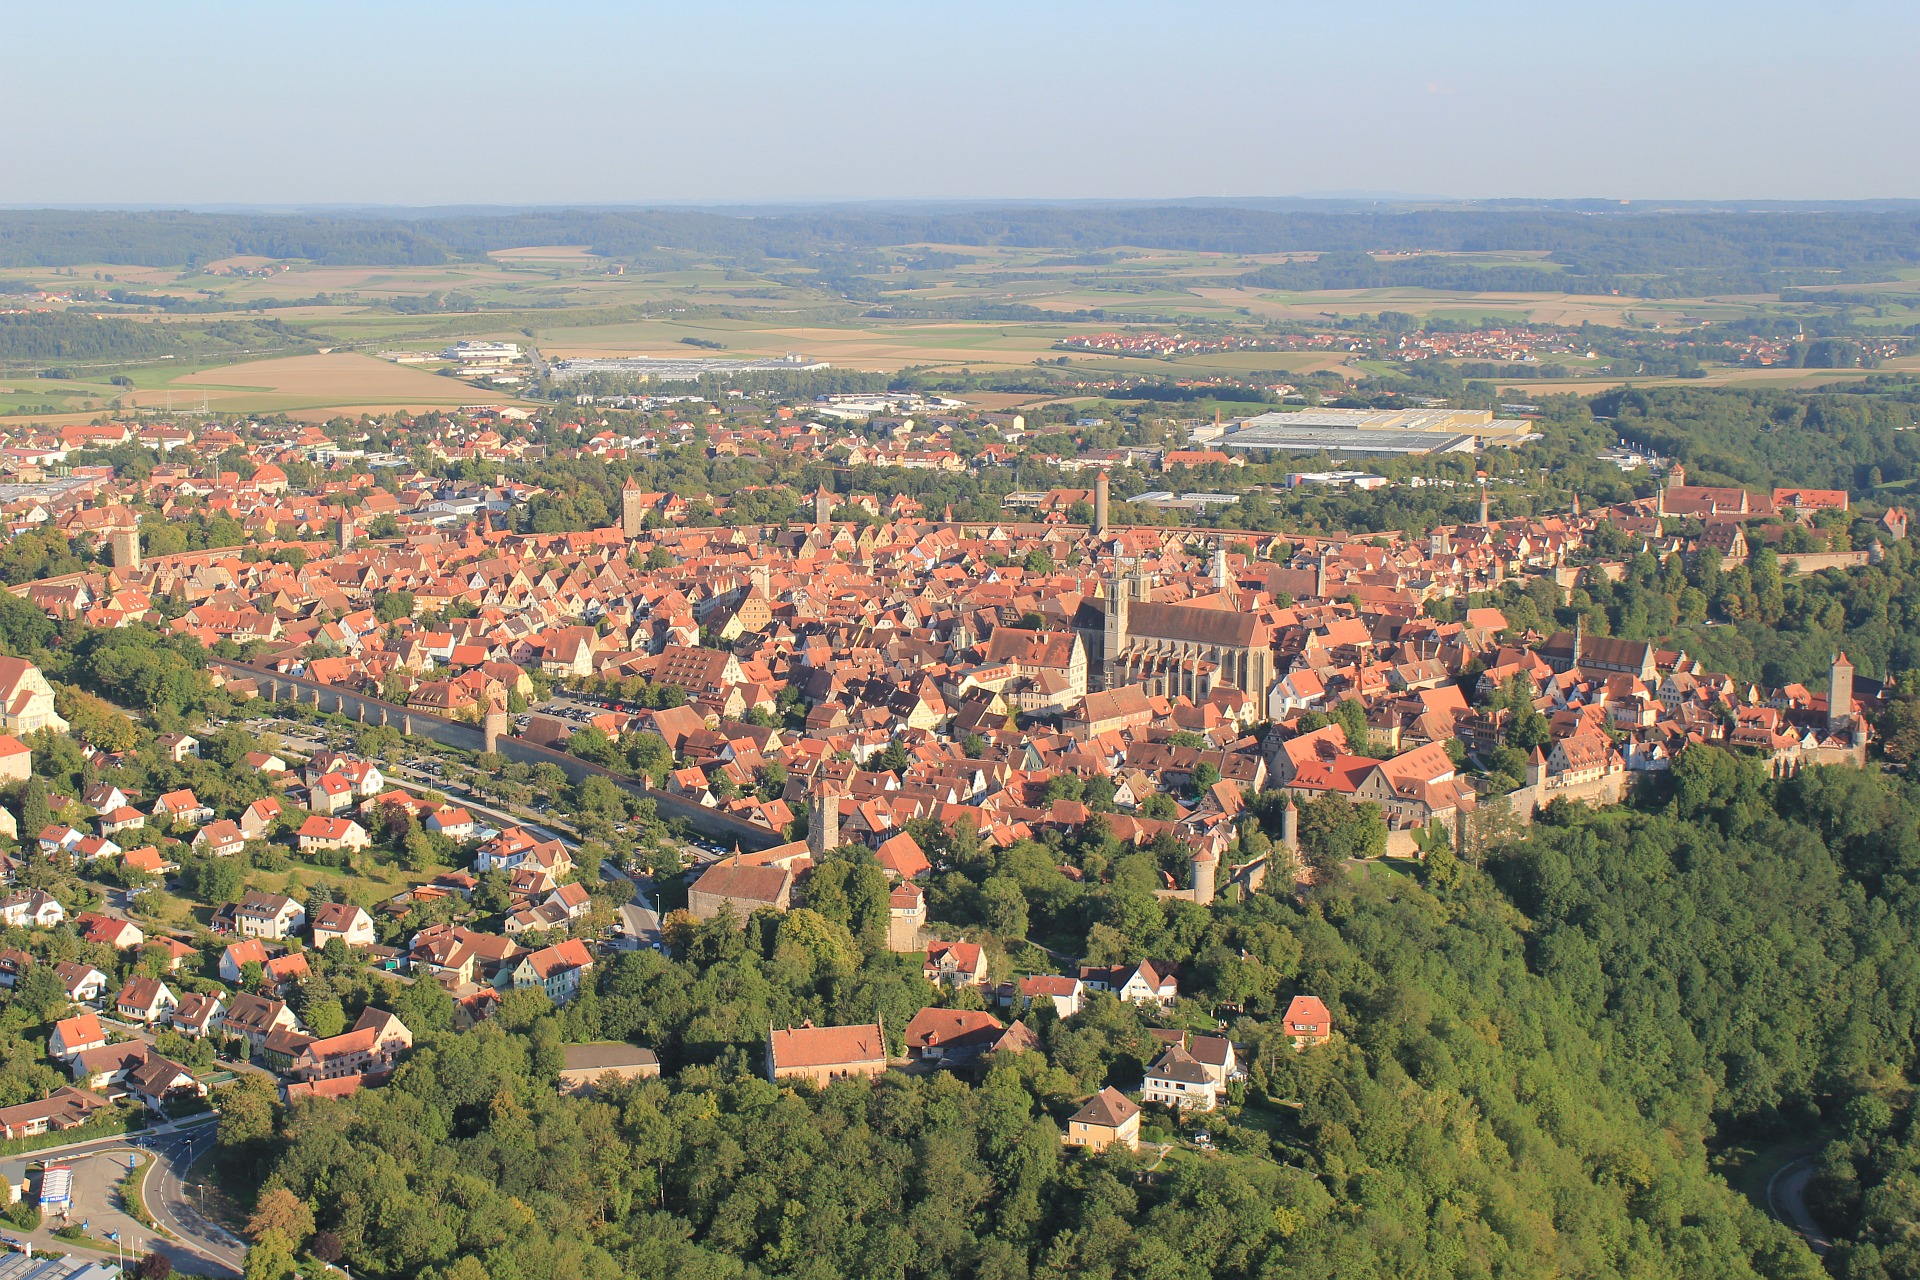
[1211,546,1230,592]
[1093,470,1111,535]
[1102,568,1131,681]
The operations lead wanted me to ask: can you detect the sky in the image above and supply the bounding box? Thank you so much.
[6,0,1918,207]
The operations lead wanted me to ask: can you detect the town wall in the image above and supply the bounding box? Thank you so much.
[209,659,782,850]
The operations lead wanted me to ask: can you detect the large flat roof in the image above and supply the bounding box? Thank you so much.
[1219,424,1479,455]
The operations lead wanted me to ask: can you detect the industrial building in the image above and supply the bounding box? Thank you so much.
[547,353,828,382]
[1206,406,1535,458]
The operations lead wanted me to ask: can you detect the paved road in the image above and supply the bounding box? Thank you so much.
[1767,1155,1832,1256]
[2,1119,242,1277]
[600,859,659,948]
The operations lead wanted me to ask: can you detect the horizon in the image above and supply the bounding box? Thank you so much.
[8,0,1917,206]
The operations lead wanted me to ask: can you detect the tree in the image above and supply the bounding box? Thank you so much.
[242,1230,296,1280]
[1329,698,1371,752]
[304,997,346,1039]
[247,1187,315,1246]
[1190,762,1220,794]
[136,1252,173,1280]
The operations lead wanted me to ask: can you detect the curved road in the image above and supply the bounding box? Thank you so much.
[1766,1155,1832,1256]
[3,1122,243,1277]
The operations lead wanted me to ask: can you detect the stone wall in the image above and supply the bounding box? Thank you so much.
[211,659,782,850]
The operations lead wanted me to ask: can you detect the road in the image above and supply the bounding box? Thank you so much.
[1767,1155,1833,1256]
[2,1119,243,1277]
[600,859,660,949]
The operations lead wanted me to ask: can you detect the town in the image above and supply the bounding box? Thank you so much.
[0,370,1894,1275]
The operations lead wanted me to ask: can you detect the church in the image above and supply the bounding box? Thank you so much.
[1075,559,1273,702]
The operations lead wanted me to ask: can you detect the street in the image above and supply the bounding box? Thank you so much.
[1,1119,242,1277]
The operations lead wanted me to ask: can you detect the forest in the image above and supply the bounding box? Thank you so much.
[217,752,1920,1280]
[3,204,1918,290]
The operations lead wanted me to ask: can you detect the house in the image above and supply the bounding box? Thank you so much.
[902,1007,1006,1063]
[150,789,212,828]
[235,891,305,940]
[687,859,793,923]
[218,938,271,984]
[289,1008,413,1082]
[169,992,225,1039]
[1282,994,1333,1049]
[239,798,283,839]
[53,961,109,1003]
[221,992,299,1053]
[49,1012,106,1061]
[124,1053,205,1111]
[0,889,65,928]
[1142,1045,1218,1111]
[154,733,199,763]
[68,1040,153,1089]
[0,735,31,784]
[261,1025,317,1075]
[408,925,522,986]
[1080,960,1178,1007]
[115,976,177,1025]
[923,939,989,988]
[122,846,174,877]
[509,938,594,1004]
[1188,1033,1237,1085]
[309,773,356,816]
[1015,974,1084,1019]
[0,656,68,735]
[74,912,143,950]
[425,807,478,840]
[0,1086,108,1141]
[144,935,198,973]
[1064,1086,1141,1152]
[265,951,311,993]
[310,902,376,949]
[766,1021,889,1086]
[192,820,247,858]
[98,806,146,837]
[558,1042,662,1095]
[296,816,371,853]
[83,784,130,816]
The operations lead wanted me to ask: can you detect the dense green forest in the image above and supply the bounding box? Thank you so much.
[220,754,1920,1280]
[0,312,314,364]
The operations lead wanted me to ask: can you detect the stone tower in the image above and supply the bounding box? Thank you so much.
[1281,796,1299,856]
[107,527,140,572]
[1478,482,1490,525]
[815,486,833,527]
[483,694,511,755]
[621,477,647,539]
[809,776,840,861]
[338,513,354,552]
[1211,546,1230,592]
[1829,651,1854,732]
[1190,847,1218,907]
[1093,471,1110,535]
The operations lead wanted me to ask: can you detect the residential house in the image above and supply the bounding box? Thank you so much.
[169,992,225,1039]
[219,939,272,984]
[74,912,143,951]
[296,816,371,853]
[239,798,283,839]
[0,889,65,929]
[1282,995,1333,1049]
[0,736,31,784]
[235,891,305,941]
[124,1054,205,1111]
[1079,960,1178,1007]
[0,656,68,734]
[221,992,299,1054]
[0,1087,108,1141]
[150,789,212,828]
[1015,974,1084,1019]
[1142,1044,1219,1111]
[903,1007,1006,1063]
[289,1008,413,1082]
[510,938,594,1005]
[53,961,108,1004]
[49,1012,106,1061]
[923,939,989,988]
[114,977,177,1025]
[1064,1086,1141,1152]
[191,820,247,859]
[309,902,376,949]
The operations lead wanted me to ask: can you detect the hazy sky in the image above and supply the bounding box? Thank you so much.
[7,0,1917,206]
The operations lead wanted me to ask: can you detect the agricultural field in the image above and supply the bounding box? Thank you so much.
[3,237,1917,420]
